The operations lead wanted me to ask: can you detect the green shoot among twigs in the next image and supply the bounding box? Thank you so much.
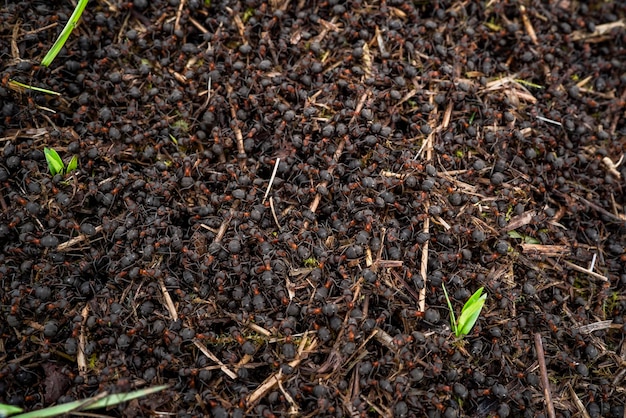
[44,147,78,176]
[442,283,487,338]
[0,385,167,418]
[41,0,90,67]
[7,80,61,96]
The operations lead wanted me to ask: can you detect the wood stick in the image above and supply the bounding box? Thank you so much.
[158,276,179,322]
[193,339,237,380]
[174,0,186,32]
[534,333,556,418]
[418,206,429,312]
[300,136,346,232]
[520,5,538,45]
[246,337,317,406]
[562,260,608,282]
[226,85,247,170]
[77,304,90,377]
[570,193,625,223]
[263,158,280,203]
[57,225,103,251]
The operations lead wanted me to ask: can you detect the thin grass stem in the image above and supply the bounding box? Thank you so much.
[41,0,90,67]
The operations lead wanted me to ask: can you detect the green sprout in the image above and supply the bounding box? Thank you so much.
[484,18,502,32]
[442,283,487,338]
[303,257,319,268]
[172,119,190,132]
[0,385,167,418]
[7,80,61,96]
[44,147,78,176]
[242,8,255,23]
[514,78,543,89]
[41,0,90,67]
[508,230,540,244]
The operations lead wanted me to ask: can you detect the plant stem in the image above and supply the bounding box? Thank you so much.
[441,282,458,336]
[41,0,90,67]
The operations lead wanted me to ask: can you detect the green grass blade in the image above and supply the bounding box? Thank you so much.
[67,155,79,173]
[515,78,543,89]
[441,283,458,336]
[44,148,64,176]
[83,385,168,410]
[0,403,24,417]
[457,287,486,336]
[41,0,90,67]
[460,287,485,314]
[10,398,100,418]
[8,80,61,96]
[10,385,167,418]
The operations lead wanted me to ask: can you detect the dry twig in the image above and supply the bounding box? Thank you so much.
[269,196,282,230]
[569,193,626,223]
[300,136,346,232]
[158,275,179,321]
[57,225,103,251]
[263,158,280,203]
[503,210,538,232]
[571,19,626,42]
[193,339,237,380]
[534,333,556,418]
[214,202,240,244]
[561,259,608,282]
[520,244,570,257]
[226,85,247,170]
[246,336,318,406]
[77,304,90,377]
[519,5,538,45]
[567,384,591,418]
[418,204,429,312]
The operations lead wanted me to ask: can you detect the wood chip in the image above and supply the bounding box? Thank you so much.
[520,244,570,257]
[571,19,626,42]
[575,320,614,334]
